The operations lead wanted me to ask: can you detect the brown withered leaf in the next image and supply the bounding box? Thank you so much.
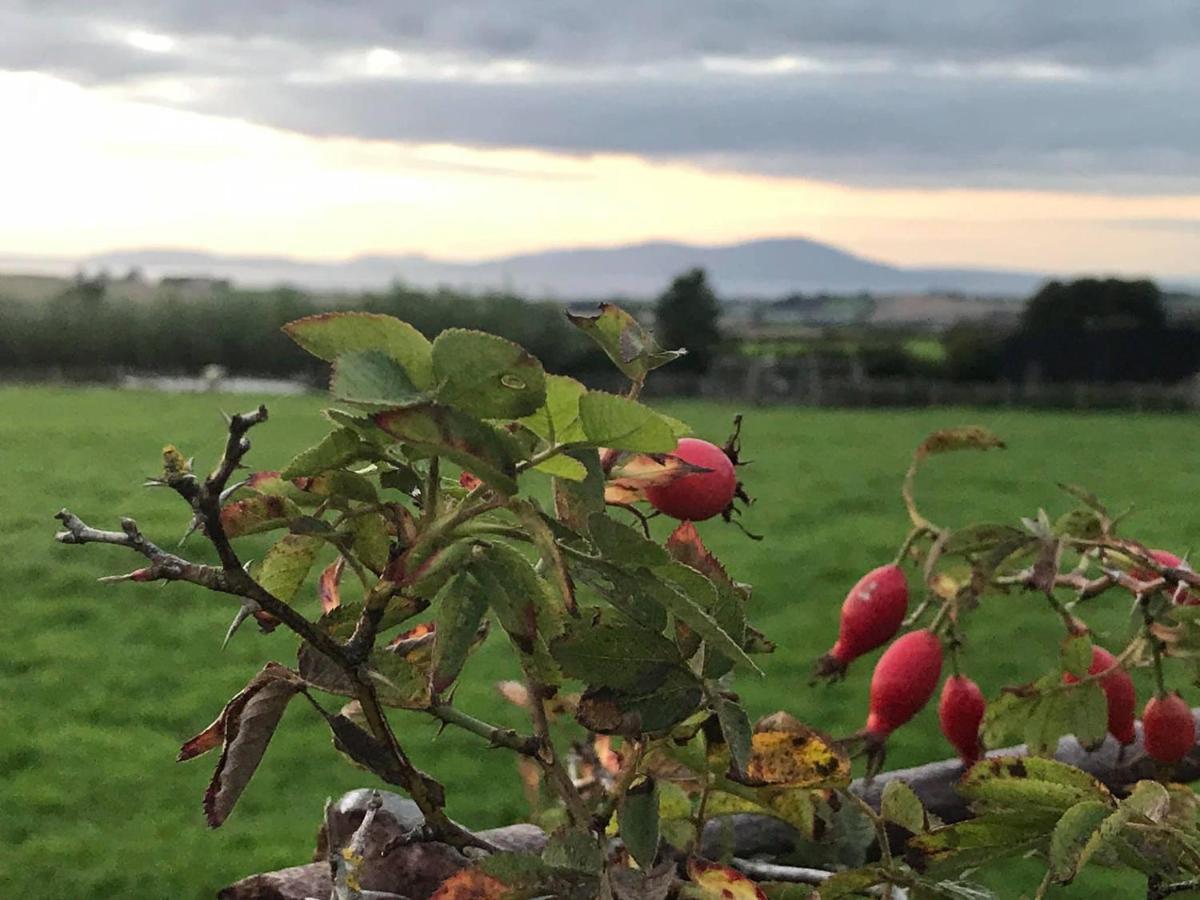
[318,556,346,614]
[604,452,710,506]
[665,522,740,596]
[178,662,306,827]
[428,869,510,899]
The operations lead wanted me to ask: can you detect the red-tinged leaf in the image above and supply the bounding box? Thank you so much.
[387,622,437,653]
[460,471,482,491]
[429,869,510,899]
[319,556,346,614]
[604,452,710,506]
[219,494,300,538]
[178,662,306,827]
[666,522,738,594]
[686,857,767,900]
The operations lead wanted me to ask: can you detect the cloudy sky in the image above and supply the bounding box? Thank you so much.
[2,1,1199,274]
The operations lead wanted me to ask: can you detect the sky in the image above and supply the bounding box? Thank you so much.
[2,1,1199,275]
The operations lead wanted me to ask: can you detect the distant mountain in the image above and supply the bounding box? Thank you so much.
[80,237,1045,297]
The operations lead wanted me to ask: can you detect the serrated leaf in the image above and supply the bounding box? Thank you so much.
[318,556,345,614]
[1058,483,1108,516]
[345,511,391,575]
[588,511,669,567]
[567,303,685,381]
[619,777,661,868]
[177,662,305,827]
[518,373,587,444]
[431,328,547,419]
[431,573,489,694]
[533,454,588,480]
[907,812,1056,873]
[578,391,679,453]
[810,866,892,899]
[219,494,301,538]
[576,668,704,735]
[331,349,425,409]
[308,468,379,503]
[551,620,682,691]
[982,676,1108,755]
[512,502,577,615]
[374,403,521,496]
[254,534,322,604]
[281,428,365,480]
[957,756,1111,814]
[882,779,928,834]
[646,564,758,674]
[1049,800,1113,883]
[283,311,433,388]
[942,523,1028,556]
[367,648,434,710]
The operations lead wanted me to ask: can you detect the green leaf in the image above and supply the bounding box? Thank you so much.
[1062,635,1093,679]
[519,374,587,444]
[907,812,1056,873]
[588,512,669,567]
[1057,483,1108,516]
[576,668,704,735]
[308,469,378,503]
[511,501,577,615]
[807,866,891,899]
[533,454,588,481]
[254,534,322,604]
[431,328,547,419]
[957,756,1111,814]
[882,779,928,834]
[551,620,682,692]
[367,648,432,709]
[648,562,759,675]
[1049,800,1112,883]
[617,777,660,869]
[577,391,679,452]
[553,448,606,532]
[283,311,433,389]
[330,350,425,409]
[281,428,365,480]
[345,512,391,575]
[566,303,685,381]
[431,573,489,694]
[712,693,753,778]
[373,403,521,496]
[942,523,1028,556]
[219,494,302,538]
[542,826,605,874]
[982,676,1108,755]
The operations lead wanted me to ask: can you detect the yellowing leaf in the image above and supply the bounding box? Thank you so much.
[429,869,510,899]
[742,726,850,789]
[686,858,766,900]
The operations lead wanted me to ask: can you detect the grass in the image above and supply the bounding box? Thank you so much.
[4,385,1200,898]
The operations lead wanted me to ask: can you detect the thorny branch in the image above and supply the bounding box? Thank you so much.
[54,405,493,852]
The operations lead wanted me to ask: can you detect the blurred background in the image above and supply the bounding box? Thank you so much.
[2,2,1199,897]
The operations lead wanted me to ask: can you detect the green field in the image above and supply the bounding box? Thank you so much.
[4,385,1200,898]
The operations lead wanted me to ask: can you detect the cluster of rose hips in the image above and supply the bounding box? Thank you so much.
[628,434,1197,770]
[815,559,1197,768]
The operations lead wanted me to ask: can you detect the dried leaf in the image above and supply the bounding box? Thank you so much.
[177,662,306,827]
[739,723,850,789]
[319,556,347,614]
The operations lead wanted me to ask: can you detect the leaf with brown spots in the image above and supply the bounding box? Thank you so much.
[219,494,301,538]
[686,857,767,900]
[735,719,850,789]
[177,662,306,827]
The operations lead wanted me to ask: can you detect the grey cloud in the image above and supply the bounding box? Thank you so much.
[3,1,1200,191]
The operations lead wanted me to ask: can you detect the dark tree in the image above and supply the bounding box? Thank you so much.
[654,267,722,373]
[1021,278,1165,333]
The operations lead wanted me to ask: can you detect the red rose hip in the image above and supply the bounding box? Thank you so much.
[1062,646,1136,745]
[939,675,986,766]
[644,438,737,522]
[1143,692,1196,764]
[865,630,944,739]
[815,564,909,679]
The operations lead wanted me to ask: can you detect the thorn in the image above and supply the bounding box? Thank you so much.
[222,604,255,649]
[218,479,249,504]
[143,478,169,488]
[219,408,232,424]
[178,514,202,547]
